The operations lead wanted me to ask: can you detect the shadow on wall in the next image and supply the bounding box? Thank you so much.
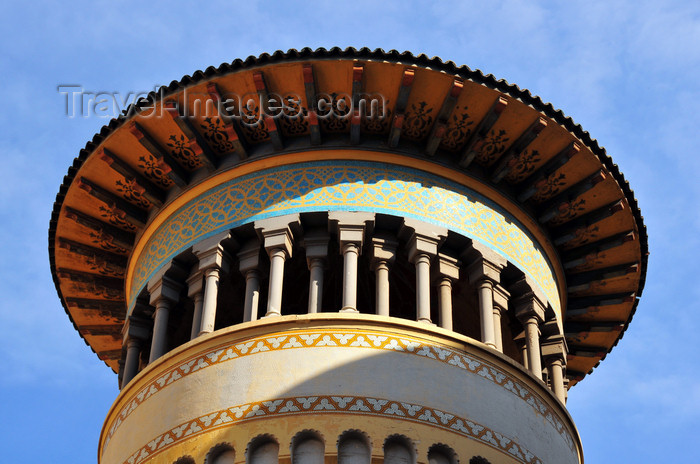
[154,335,534,464]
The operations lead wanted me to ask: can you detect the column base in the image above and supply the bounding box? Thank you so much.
[339,307,359,313]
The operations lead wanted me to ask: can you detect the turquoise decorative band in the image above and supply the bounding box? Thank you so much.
[129,161,560,315]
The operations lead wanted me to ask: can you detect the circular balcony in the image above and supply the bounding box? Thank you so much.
[120,201,566,393]
[102,315,582,464]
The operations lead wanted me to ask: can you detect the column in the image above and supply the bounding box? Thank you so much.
[370,235,397,317]
[255,214,300,317]
[147,272,183,363]
[117,359,124,390]
[330,212,375,313]
[303,230,329,314]
[515,293,546,380]
[524,314,543,379]
[514,331,529,370]
[238,240,264,322]
[549,358,566,402]
[267,248,287,317]
[186,271,204,340]
[193,232,232,336]
[465,242,506,349]
[200,268,220,333]
[405,219,447,324]
[542,330,568,403]
[244,270,261,320]
[436,254,460,331]
[122,340,141,387]
[492,284,510,352]
[415,253,431,322]
[120,316,151,388]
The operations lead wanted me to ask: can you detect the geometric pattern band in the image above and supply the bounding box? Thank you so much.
[121,395,545,464]
[128,161,560,315]
[105,329,573,454]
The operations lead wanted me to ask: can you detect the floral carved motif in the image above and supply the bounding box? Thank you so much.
[403,101,433,140]
[115,179,151,209]
[475,129,509,165]
[440,107,473,151]
[319,93,351,133]
[506,150,542,183]
[98,205,137,232]
[239,105,270,143]
[279,97,309,136]
[532,173,566,202]
[89,231,129,255]
[137,155,173,188]
[362,107,392,135]
[200,117,235,154]
[166,135,203,170]
[550,198,587,225]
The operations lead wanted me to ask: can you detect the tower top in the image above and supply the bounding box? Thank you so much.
[49,47,647,386]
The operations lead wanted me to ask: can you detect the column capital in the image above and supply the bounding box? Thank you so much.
[302,229,329,267]
[493,284,510,312]
[514,293,546,323]
[127,316,151,338]
[238,239,266,274]
[541,335,568,362]
[127,298,153,320]
[465,240,508,265]
[147,261,186,305]
[541,323,568,361]
[329,211,375,251]
[122,315,152,344]
[403,218,447,263]
[435,253,460,281]
[370,234,398,267]
[193,232,233,273]
[147,274,183,306]
[186,269,205,298]
[464,243,506,284]
[255,214,300,257]
[509,275,548,309]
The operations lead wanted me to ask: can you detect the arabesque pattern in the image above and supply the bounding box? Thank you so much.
[129,161,560,314]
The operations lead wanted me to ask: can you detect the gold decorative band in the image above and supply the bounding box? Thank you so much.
[121,394,543,464]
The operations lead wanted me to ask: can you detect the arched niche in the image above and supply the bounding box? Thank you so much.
[291,430,325,464]
[337,430,371,464]
[248,434,280,464]
[383,435,415,464]
[206,443,236,464]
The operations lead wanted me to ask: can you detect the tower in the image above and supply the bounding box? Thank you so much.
[48,48,647,464]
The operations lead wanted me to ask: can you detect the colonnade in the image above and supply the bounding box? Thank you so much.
[176,430,477,464]
[120,212,568,403]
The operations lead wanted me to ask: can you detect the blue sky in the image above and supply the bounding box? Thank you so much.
[0,1,698,462]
